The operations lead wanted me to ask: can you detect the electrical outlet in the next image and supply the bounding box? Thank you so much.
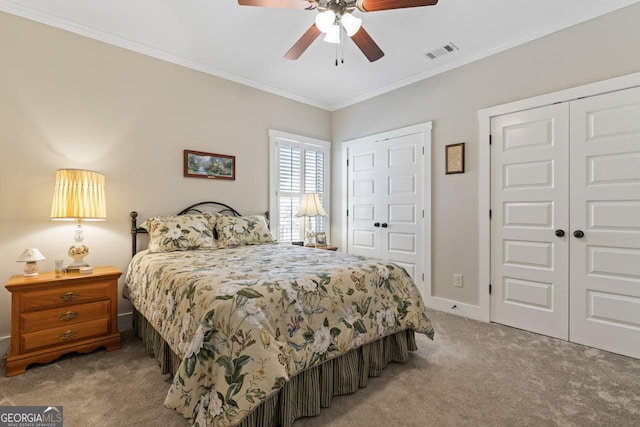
[454,274,463,288]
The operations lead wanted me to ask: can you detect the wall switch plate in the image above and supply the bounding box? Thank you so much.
[454,274,463,288]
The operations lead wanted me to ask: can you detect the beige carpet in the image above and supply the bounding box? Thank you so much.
[1,310,639,426]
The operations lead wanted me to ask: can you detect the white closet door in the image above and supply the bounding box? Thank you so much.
[490,104,570,340]
[347,144,381,259]
[380,133,424,281]
[569,87,640,358]
[346,125,427,287]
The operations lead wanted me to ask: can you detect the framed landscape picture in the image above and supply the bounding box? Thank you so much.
[184,150,235,180]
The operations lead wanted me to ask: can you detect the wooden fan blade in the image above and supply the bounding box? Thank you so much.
[350,26,384,62]
[356,0,438,12]
[284,24,322,60]
[238,0,317,10]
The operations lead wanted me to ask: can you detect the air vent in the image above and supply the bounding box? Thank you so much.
[424,42,459,60]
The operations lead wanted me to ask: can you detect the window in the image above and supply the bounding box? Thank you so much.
[269,130,330,243]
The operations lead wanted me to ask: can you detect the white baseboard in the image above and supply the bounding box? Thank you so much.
[426,296,489,322]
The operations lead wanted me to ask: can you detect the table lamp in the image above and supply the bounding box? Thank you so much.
[295,193,327,246]
[50,169,106,270]
[16,248,46,276]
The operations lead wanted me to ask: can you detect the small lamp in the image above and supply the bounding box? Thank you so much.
[295,193,327,246]
[17,248,46,277]
[50,169,106,270]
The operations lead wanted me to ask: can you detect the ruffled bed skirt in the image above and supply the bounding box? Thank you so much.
[132,309,418,426]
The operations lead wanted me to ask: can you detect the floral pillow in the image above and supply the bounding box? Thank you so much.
[215,215,274,246]
[142,213,215,252]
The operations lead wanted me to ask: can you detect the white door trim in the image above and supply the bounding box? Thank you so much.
[478,71,640,322]
[342,121,432,298]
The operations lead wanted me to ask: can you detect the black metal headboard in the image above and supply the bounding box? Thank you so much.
[130,201,243,256]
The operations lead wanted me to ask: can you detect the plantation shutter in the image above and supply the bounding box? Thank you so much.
[304,148,325,234]
[278,145,302,242]
[270,130,330,243]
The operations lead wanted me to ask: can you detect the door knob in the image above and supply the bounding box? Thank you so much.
[573,230,585,238]
[381,223,388,228]
[374,222,380,227]
[555,229,565,237]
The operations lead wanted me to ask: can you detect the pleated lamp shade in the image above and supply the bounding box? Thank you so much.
[296,193,327,217]
[51,169,106,221]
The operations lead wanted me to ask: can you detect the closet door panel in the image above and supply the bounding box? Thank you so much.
[347,146,381,258]
[490,103,570,340]
[569,86,640,359]
[381,133,424,281]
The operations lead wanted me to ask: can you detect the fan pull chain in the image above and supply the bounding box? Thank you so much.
[334,24,345,67]
[335,26,340,66]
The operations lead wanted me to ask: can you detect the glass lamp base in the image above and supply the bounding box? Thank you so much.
[305,216,315,246]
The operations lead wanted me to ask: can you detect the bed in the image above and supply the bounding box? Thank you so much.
[124,202,434,426]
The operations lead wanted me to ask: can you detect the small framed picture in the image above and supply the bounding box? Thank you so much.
[184,150,236,180]
[446,143,465,174]
[315,232,327,247]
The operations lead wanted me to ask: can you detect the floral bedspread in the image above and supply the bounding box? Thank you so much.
[124,243,434,426]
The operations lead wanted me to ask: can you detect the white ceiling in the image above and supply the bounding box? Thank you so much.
[2,0,638,110]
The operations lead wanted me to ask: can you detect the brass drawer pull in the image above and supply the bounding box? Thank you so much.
[59,311,79,321]
[60,330,79,340]
[60,291,79,301]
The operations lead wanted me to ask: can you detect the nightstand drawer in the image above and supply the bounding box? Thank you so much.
[20,300,111,333]
[20,281,111,311]
[21,318,111,353]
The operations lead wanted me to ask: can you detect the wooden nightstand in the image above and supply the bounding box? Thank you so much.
[315,246,339,251]
[4,266,122,377]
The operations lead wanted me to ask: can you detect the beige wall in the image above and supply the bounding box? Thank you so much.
[0,11,331,345]
[330,3,640,307]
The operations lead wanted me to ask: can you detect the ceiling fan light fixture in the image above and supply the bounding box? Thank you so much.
[315,10,336,33]
[341,12,361,36]
[323,24,341,43]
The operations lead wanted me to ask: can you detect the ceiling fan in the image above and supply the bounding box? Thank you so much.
[238,0,439,63]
